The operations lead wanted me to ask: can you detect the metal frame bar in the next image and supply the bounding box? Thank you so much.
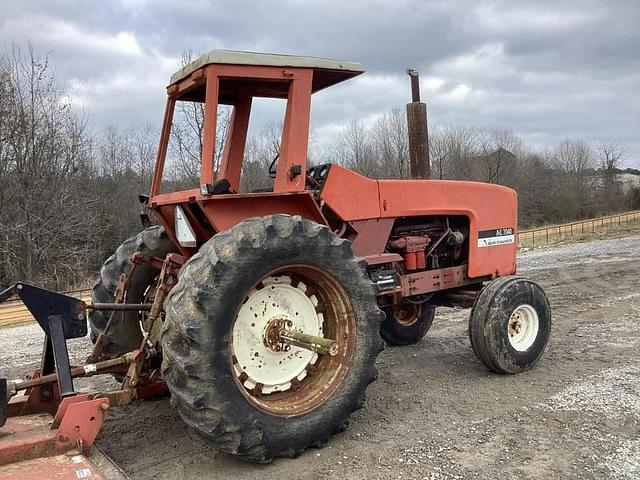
[0,379,6,427]
[48,316,74,398]
[150,63,315,199]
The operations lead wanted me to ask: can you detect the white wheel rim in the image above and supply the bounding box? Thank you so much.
[508,304,539,351]
[231,275,322,395]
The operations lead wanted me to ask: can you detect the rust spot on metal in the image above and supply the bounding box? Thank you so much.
[252,383,264,397]
[290,378,301,391]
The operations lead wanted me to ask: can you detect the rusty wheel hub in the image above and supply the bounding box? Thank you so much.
[263,318,293,353]
[393,302,421,327]
[230,267,356,416]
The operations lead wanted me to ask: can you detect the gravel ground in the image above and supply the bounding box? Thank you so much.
[1,235,639,479]
[518,236,640,270]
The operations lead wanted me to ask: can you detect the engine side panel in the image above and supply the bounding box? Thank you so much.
[378,179,517,278]
[319,165,517,279]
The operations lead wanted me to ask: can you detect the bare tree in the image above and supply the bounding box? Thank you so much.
[477,129,521,185]
[372,108,409,178]
[260,121,283,161]
[512,152,556,227]
[428,127,449,180]
[128,123,158,189]
[335,119,379,177]
[597,140,627,211]
[556,139,594,175]
[93,123,160,248]
[599,141,626,171]
[168,51,231,185]
[0,44,104,289]
[552,139,596,219]
[98,125,126,175]
[435,126,479,180]
[238,122,282,192]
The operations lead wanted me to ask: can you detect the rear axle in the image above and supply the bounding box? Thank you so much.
[279,329,339,357]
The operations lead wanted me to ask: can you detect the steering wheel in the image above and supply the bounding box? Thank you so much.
[268,153,279,178]
[268,153,318,188]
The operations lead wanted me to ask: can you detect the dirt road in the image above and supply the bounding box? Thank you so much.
[1,236,639,479]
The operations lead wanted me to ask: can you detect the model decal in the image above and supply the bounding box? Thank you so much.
[477,228,515,247]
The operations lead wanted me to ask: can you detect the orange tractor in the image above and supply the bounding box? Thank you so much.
[0,50,550,469]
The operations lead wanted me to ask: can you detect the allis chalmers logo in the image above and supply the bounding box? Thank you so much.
[477,227,515,247]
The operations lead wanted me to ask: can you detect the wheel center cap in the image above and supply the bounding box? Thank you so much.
[264,318,293,352]
[507,304,540,351]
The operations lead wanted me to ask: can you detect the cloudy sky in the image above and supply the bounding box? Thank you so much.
[2,0,639,165]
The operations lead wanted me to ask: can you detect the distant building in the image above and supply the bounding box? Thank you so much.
[615,172,640,193]
[592,171,640,193]
[467,148,516,184]
[468,147,516,164]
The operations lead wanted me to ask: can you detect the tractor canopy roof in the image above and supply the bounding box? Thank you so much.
[169,49,364,96]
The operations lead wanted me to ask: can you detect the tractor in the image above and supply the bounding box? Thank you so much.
[0,50,550,470]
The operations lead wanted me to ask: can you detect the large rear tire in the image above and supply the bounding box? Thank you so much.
[161,214,384,462]
[89,226,176,356]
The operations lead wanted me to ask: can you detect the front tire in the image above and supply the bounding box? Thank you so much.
[160,214,384,462]
[469,276,551,374]
[381,303,435,345]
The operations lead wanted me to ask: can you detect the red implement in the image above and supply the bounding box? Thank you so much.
[0,395,109,479]
[0,454,106,480]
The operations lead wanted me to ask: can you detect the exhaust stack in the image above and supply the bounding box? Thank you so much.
[406,69,430,179]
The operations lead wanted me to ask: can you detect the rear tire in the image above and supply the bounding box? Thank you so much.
[88,226,176,356]
[161,214,384,462]
[381,303,435,345]
[469,276,551,374]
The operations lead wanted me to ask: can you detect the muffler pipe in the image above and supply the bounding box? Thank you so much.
[406,69,430,179]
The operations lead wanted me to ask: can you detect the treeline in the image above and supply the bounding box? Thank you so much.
[330,114,639,226]
[0,47,638,290]
[0,47,152,290]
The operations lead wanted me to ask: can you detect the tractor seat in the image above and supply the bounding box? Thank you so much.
[202,179,232,195]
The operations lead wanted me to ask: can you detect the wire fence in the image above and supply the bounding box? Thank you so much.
[518,210,640,248]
